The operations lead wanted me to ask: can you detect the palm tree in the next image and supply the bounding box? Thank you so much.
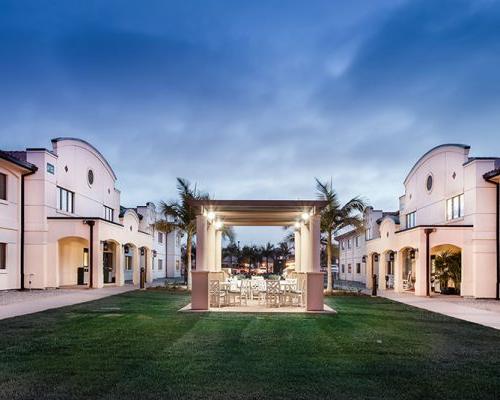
[261,242,275,273]
[434,250,461,294]
[159,178,209,290]
[275,241,292,274]
[222,241,240,269]
[316,178,366,294]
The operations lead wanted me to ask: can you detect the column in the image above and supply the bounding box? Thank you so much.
[93,241,104,289]
[394,251,402,292]
[146,248,153,284]
[132,246,140,285]
[306,214,324,311]
[207,222,216,271]
[300,222,310,272]
[294,230,301,272]
[379,254,387,290]
[215,230,222,272]
[116,244,125,286]
[195,215,207,271]
[193,214,209,310]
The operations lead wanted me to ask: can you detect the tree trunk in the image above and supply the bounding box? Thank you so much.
[326,231,333,294]
[187,234,192,290]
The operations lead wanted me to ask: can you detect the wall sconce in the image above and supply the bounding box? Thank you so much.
[214,220,224,230]
[124,245,129,254]
[294,221,301,230]
[362,255,367,263]
[103,241,109,252]
[152,250,157,258]
[410,249,417,259]
[207,211,216,222]
[374,254,379,262]
[140,247,145,256]
[389,252,395,262]
[301,212,310,222]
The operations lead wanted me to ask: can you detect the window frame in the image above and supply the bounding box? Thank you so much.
[0,243,6,269]
[0,173,7,201]
[103,205,114,222]
[446,193,465,221]
[57,186,75,213]
[158,232,163,243]
[356,262,361,274]
[406,211,416,229]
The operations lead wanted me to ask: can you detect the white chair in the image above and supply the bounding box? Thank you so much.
[257,280,267,305]
[291,277,306,307]
[265,280,281,308]
[209,280,227,308]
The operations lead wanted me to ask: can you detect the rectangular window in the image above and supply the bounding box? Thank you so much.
[355,236,359,247]
[365,227,371,241]
[0,173,6,200]
[176,259,180,271]
[104,206,114,221]
[341,240,345,250]
[447,194,464,220]
[158,232,163,243]
[347,239,351,249]
[341,264,345,273]
[0,243,6,269]
[57,186,74,213]
[46,163,55,174]
[348,263,352,273]
[356,263,361,274]
[406,212,416,228]
[158,259,163,270]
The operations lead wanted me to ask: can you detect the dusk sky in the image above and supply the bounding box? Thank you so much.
[2,0,500,244]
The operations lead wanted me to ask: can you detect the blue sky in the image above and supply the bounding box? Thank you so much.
[1,0,500,244]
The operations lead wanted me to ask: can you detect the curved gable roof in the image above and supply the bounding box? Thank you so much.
[403,144,470,185]
[51,137,117,180]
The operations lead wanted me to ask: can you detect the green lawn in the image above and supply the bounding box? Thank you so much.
[0,291,499,400]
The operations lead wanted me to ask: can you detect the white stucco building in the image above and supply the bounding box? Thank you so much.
[345,144,500,299]
[0,137,182,290]
[336,229,367,284]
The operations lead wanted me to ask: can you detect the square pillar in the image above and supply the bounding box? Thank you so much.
[196,215,208,272]
[191,271,209,310]
[309,215,321,272]
[93,241,104,289]
[132,246,140,285]
[207,222,216,271]
[306,272,324,311]
[294,230,301,272]
[146,248,154,284]
[116,244,125,286]
[379,255,387,290]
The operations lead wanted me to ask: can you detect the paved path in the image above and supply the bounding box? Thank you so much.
[0,286,136,321]
[378,290,500,330]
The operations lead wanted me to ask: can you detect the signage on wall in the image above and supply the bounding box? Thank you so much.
[46,163,55,174]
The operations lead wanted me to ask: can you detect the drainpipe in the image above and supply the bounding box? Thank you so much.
[424,228,435,297]
[485,178,500,300]
[84,220,95,289]
[20,169,37,290]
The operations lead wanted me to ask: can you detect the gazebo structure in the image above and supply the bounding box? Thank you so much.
[187,199,328,311]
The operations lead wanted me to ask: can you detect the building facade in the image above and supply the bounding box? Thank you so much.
[336,229,367,284]
[0,137,181,290]
[359,144,499,299]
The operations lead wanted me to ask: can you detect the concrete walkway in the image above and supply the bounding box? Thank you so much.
[0,285,136,321]
[378,290,500,330]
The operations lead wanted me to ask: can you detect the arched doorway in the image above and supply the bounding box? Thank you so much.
[382,250,396,289]
[431,244,462,295]
[58,236,89,286]
[101,240,121,285]
[123,243,136,283]
[400,247,417,292]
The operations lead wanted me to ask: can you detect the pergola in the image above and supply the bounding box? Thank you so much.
[187,199,328,311]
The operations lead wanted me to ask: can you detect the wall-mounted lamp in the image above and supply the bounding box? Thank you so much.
[103,241,109,252]
[152,250,157,258]
[362,255,367,263]
[389,252,395,262]
[410,249,417,259]
[374,254,379,262]
[301,212,310,222]
[140,247,145,256]
[124,245,129,254]
[294,221,301,230]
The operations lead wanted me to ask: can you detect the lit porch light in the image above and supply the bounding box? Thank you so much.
[301,212,310,222]
[207,211,216,221]
[294,221,301,230]
[214,220,224,230]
